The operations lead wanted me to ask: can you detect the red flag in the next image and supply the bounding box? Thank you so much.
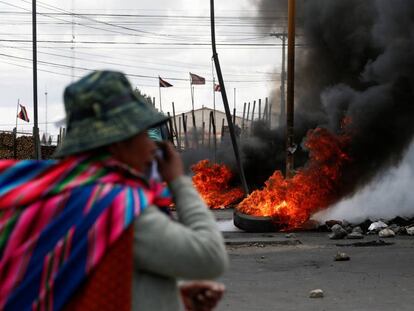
[17,104,30,122]
[159,76,173,87]
[214,83,221,92]
[190,72,205,85]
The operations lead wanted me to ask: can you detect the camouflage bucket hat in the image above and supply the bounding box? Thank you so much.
[54,70,169,158]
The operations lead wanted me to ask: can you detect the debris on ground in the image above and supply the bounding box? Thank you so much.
[344,225,354,233]
[252,243,265,248]
[356,219,373,232]
[312,217,414,236]
[368,221,388,232]
[352,226,364,234]
[334,252,350,261]
[342,220,352,230]
[407,226,414,236]
[389,216,412,226]
[387,224,401,234]
[329,224,348,240]
[325,220,342,228]
[309,289,324,298]
[285,233,297,238]
[379,228,395,238]
[300,220,321,230]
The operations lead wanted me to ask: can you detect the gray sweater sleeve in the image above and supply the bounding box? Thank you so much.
[133,176,229,280]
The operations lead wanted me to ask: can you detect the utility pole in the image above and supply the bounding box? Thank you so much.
[286,0,296,178]
[233,88,236,110]
[45,89,48,137]
[32,0,40,160]
[210,0,249,195]
[280,32,286,127]
[71,0,75,81]
[270,31,287,127]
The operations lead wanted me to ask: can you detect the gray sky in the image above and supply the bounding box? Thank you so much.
[0,0,286,138]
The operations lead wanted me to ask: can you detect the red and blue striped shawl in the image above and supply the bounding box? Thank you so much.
[0,153,171,311]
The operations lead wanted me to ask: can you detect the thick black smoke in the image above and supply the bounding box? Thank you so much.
[244,0,414,196]
[183,0,414,197]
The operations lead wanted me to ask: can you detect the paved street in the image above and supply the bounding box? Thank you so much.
[213,210,414,311]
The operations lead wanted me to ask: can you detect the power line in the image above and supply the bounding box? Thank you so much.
[0,2,288,39]
[0,39,305,47]
[0,33,272,43]
[0,1,287,83]
[0,58,82,78]
[0,0,178,41]
[0,43,279,78]
[1,59,278,91]
[0,10,287,20]
[19,0,192,41]
[0,52,280,83]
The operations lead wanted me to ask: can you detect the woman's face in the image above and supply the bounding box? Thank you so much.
[108,131,157,173]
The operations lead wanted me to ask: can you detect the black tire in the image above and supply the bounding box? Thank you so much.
[233,209,284,232]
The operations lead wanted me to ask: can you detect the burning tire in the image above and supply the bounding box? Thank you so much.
[233,209,284,232]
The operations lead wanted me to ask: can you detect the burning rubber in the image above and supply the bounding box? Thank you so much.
[233,209,286,232]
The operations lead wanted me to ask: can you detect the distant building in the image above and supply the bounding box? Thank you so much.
[170,106,251,149]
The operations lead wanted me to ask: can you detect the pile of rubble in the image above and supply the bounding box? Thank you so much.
[324,217,414,239]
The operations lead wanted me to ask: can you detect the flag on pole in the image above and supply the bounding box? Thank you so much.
[190,72,205,85]
[17,104,30,122]
[214,83,221,92]
[159,76,173,87]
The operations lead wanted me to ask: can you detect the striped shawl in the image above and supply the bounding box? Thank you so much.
[0,153,171,310]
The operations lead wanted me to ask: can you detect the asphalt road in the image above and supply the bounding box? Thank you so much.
[213,210,414,311]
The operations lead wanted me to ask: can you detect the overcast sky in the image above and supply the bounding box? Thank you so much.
[0,0,286,138]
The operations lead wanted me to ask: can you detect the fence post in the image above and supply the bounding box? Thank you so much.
[13,127,17,159]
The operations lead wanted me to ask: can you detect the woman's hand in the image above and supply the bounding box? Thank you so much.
[156,141,184,183]
[180,281,225,311]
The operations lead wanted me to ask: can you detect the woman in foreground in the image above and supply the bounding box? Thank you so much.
[0,70,228,311]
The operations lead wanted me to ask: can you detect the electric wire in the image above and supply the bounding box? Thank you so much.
[0,52,280,83]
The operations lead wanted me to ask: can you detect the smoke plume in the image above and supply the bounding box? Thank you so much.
[184,0,414,212]
[247,0,414,198]
[312,139,414,223]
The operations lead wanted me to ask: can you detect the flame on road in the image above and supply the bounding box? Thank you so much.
[237,127,351,229]
[192,160,244,209]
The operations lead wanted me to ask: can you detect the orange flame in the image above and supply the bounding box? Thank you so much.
[237,127,351,229]
[192,160,245,209]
